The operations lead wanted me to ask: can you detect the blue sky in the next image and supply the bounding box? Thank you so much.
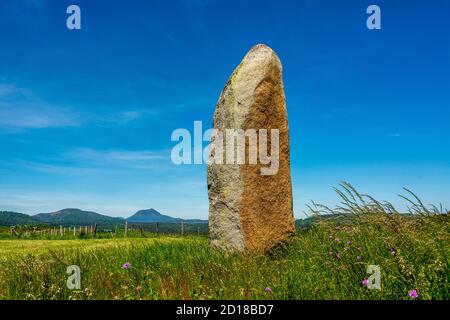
[0,0,449,218]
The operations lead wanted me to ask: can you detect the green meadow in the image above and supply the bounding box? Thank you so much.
[0,184,448,300]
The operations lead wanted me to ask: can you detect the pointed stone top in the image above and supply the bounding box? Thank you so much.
[243,43,280,65]
[248,43,274,54]
[224,44,283,108]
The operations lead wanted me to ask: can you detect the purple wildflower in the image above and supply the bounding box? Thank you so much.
[264,287,272,292]
[361,279,369,287]
[389,247,397,256]
[335,238,340,243]
[408,290,418,299]
[122,262,131,269]
[347,240,352,245]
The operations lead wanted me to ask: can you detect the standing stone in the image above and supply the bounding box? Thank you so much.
[207,44,295,253]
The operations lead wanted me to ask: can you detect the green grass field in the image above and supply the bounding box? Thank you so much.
[0,184,448,300]
[0,237,187,257]
[0,214,448,300]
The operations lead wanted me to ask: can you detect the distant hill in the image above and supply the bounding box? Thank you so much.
[127,209,207,224]
[0,208,207,227]
[0,211,42,226]
[33,208,124,226]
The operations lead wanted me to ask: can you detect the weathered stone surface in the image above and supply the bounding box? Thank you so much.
[207,44,295,253]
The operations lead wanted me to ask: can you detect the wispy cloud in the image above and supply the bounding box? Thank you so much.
[10,160,102,176]
[385,132,445,138]
[0,103,79,129]
[65,148,168,164]
[0,83,153,130]
[0,148,171,178]
[93,109,158,126]
[0,84,25,96]
[0,84,80,130]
